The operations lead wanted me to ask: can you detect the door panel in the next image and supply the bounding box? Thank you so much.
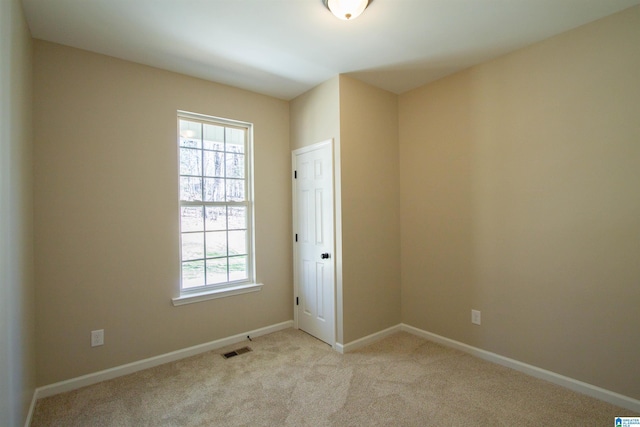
[293,141,335,345]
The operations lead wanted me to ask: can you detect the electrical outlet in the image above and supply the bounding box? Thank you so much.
[91,329,104,347]
[471,310,481,325]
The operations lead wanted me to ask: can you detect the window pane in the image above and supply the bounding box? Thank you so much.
[179,120,201,148]
[228,207,246,230]
[178,115,251,292]
[225,153,244,179]
[179,137,200,149]
[180,147,202,176]
[206,231,227,258]
[182,260,205,288]
[181,206,203,232]
[226,179,244,202]
[181,232,204,261]
[205,207,226,231]
[180,177,202,201]
[228,230,246,255]
[203,124,224,151]
[204,178,225,202]
[203,151,224,177]
[225,128,245,153]
[206,258,227,285]
[229,256,248,282]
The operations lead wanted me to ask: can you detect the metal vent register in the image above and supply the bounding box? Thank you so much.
[222,346,252,359]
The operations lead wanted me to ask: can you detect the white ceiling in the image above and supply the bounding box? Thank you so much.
[21,0,640,100]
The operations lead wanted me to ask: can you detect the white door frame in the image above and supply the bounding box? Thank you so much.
[292,139,338,348]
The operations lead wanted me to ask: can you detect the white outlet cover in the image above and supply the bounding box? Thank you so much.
[91,329,104,347]
[471,310,481,325]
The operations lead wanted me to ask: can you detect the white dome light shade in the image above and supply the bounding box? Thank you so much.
[325,0,369,20]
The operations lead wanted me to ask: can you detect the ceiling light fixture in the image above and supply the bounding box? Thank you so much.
[323,0,370,21]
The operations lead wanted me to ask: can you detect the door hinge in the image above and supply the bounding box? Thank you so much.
[295,233,298,242]
[294,170,297,179]
[296,297,299,306]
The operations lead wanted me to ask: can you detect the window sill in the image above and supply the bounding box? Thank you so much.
[172,283,263,306]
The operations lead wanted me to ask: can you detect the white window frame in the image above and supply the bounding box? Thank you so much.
[172,111,261,306]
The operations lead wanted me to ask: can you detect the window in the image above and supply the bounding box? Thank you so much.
[174,112,259,304]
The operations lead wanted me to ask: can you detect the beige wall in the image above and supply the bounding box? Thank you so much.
[0,0,36,425]
[290,76,340,151]
[399,5,640,400]
[33,41,291,385]
[339,76,401,343]
[289,77,345,343]
[290,76,401,345]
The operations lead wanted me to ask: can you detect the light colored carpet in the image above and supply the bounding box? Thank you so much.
[31,329,636,426]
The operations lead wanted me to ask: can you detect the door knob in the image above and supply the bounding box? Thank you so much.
[321,253,330,259]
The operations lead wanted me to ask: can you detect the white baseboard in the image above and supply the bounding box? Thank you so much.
[24,390,37,427]
[25,319,640,425]
[335,324,402,354]
[32,320,293,404]
[400,323,640,413]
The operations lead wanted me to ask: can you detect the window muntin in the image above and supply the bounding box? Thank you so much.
[178,113,253,293]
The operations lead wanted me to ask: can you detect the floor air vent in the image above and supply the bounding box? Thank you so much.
[222,346,252,359]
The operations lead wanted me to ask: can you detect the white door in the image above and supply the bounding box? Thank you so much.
[293,140,335,346]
